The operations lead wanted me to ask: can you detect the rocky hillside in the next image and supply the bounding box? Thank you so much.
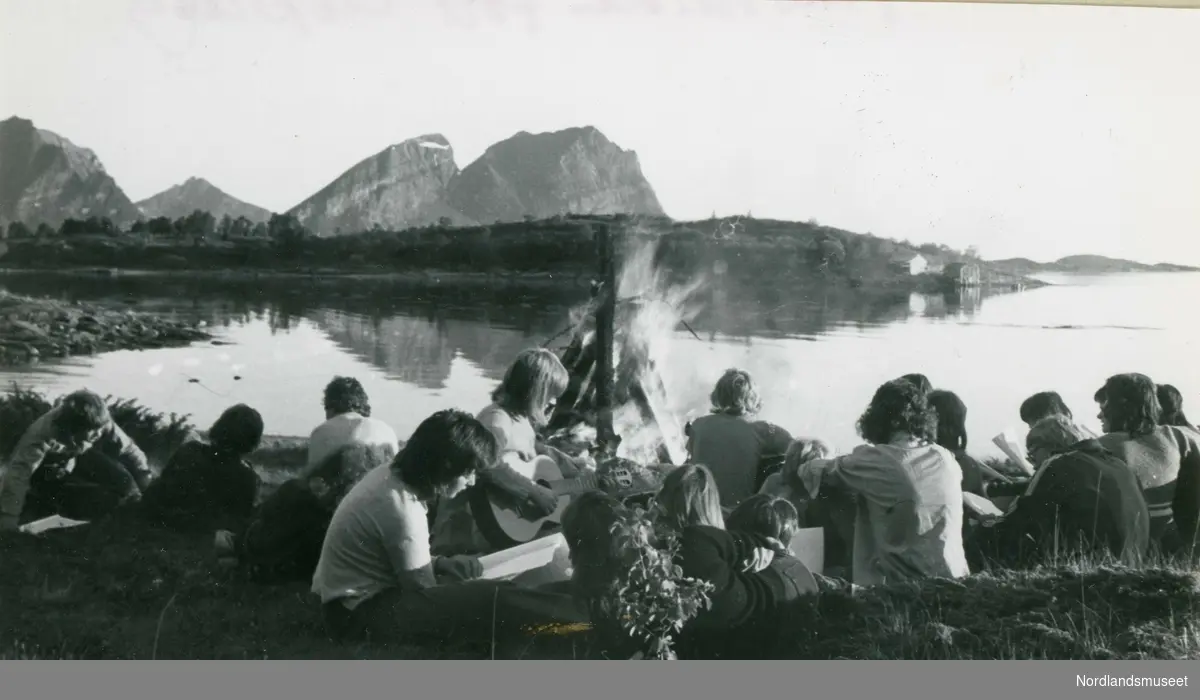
[448,126,665,223]
[287,134,467,236]
[136,177,272,223]
[0,116,140,228]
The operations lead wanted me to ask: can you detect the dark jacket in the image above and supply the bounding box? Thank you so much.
[237,479,332,584]
[972,439,1150,569]
[674,524,817,659]
[139,439,260,533]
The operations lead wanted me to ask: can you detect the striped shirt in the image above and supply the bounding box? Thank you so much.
[1098,425,1200,548]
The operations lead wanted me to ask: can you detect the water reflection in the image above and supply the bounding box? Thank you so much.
[0,271,999,386]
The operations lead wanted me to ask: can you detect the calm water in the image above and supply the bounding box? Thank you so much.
[2,270,1197,460]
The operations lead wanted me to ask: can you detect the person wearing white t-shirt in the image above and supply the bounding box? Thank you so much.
[306,376,400,473]
[312,408,502,643]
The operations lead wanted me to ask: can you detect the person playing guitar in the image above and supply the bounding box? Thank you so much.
[430,348,593,556]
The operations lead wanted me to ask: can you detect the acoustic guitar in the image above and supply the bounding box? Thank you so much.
[470,453,643,550]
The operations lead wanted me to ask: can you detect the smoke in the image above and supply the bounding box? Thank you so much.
[563,223,712,465]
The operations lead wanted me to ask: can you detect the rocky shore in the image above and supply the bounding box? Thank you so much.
[0,290,211,367]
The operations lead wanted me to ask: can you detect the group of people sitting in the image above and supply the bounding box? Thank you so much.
[2,346,1198,659]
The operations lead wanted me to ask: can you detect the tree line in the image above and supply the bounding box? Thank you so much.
[1,210,980,284]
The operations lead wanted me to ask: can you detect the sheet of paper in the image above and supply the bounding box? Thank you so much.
[991,430,1036,476]
[18,514,89,535]
[788,527,824,575]
[963,492,1004,518]
[478,533,568,581]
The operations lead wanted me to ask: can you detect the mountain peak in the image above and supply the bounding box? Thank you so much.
[0,116,140,226]
[448,125,663,223]
[136,177,272,223]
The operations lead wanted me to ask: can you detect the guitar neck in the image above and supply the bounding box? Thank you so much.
[548,472,603,497]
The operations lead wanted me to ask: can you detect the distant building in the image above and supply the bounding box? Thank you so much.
[891,251,929,276]
[943,261,982,287]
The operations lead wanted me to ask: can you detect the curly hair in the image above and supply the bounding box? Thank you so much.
[898,373,933,396]
[1019,391,1073,427]
[928,389,968,452]
[323,376,371,418]
[1156,384,1191,427]
[309,442,397,506]
[710,368,763,417]
[1096,373,1161,437]
[53,389,111,438]
[856,379,937,446]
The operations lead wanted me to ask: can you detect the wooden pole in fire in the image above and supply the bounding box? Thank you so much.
[594,221,618,456]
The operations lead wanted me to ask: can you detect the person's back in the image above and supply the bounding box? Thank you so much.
[1098,424,1198,548]
[983,440,1149,567]
[140,438,260,532]
[828,442,968,586]
[688,414,791,507]
[307,413,399,472]
[239,479,330,583]
[311,464,430,607]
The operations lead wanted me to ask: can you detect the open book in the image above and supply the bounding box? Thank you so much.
[991,429,1037,477]
[18,514,89,535]
[478,532,568,581]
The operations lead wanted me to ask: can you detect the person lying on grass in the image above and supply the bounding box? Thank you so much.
[793,379,970,588]
[140,404,264,533]
[684,368,794,507]
[967,415,1150,571]
[1,389,153,531]
[651,463,797,660]
[312,408,598,651]
[1095,373,1200,558]
[215,442,396,583]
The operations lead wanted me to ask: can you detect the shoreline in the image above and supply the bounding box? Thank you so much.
[0,289,212,368]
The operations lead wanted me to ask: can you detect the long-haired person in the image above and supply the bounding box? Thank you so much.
[685,368,794,507]
[970,415,1149,570]
[794,380,970,587]
[1157,384,1193,428]
[1095,374,1200,556]
[927,390,989,497]
[431,348,588,556]
[652,463,798,659]
[141,403,265,533]
[1,390,154,531]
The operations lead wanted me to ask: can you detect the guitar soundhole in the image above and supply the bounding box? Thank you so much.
[535,480,552,489]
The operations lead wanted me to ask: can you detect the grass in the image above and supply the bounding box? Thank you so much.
[1,388,1197,660]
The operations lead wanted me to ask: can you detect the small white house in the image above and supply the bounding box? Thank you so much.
[891,251,929,276]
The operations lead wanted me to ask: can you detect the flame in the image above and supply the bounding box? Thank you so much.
[562,224,710,465]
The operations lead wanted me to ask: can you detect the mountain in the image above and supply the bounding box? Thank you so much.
[447,126,665,223]
[989,254,1199,275]
[136,177,272,223]
[288,134,466,236]
[0,116,140,227]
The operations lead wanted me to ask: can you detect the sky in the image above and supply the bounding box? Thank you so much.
[2,0,1198,264]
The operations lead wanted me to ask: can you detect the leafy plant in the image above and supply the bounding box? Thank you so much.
[601,505,714,660]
